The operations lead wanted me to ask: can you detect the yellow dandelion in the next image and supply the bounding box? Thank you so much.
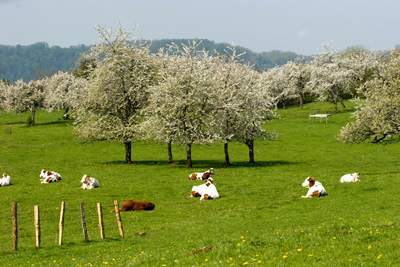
[377,255,382,259]
[283,255,288,259]
[205,259,208,262]
[243,262,248,266]
[258,260,262,263]
[368,245,372,249]
[308,254,313,257]
[297,248,302,252]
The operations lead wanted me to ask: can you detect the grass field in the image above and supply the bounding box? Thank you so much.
[1,101,400,266]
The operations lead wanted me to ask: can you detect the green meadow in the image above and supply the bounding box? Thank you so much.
[1,101,400,266]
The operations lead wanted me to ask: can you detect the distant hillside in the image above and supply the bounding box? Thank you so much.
[0,39,309,83]
[0,42,90,83]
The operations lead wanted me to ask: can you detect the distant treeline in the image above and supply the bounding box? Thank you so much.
[0,39,310,83]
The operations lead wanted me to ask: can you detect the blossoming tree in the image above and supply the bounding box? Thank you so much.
[44,71,88,119]
[3,79,46,125]
[337,51,400,143]
[74,26,158,164]
[143,40,218,168]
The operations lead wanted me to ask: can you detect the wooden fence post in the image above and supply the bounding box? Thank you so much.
[114,200,124,238]
[34,205,40,248]
[97,203,105,239]
[12,203,17,250]
[59,201,65,245]
[80,202,89,242]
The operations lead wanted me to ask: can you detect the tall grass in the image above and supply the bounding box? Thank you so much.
[0,101,399,266]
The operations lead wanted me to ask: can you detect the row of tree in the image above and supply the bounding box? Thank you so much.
[0,26,397,167]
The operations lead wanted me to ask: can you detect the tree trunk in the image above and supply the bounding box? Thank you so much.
[186,143,192,168]
[224,142,230,166]
[338,95,346,108]
[333,98,338,113]
[246,139,255,163]
[31,108,35,126]
[168,140,173,164]
[63,107,70,120]
[299,93,304,109]
[124,141,132,164]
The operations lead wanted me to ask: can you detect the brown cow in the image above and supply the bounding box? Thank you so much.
[111,200,155,212]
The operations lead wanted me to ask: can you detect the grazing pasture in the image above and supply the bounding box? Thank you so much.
[0,101,400,266]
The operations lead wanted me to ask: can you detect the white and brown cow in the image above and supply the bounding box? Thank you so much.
[340,173,360,183]
[191,178,214,198]
[80,174,100,189]
[189,168,215,180]
[40,169,62,183]
[301,177,327,198]
[200,181,220,201]
[0,173,11,187]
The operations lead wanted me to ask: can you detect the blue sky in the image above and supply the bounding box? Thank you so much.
[1,0,399,55]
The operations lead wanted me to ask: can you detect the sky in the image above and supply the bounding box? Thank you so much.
[1,0,399,55]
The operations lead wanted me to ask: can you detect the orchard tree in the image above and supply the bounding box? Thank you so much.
[3,79,46,125]
[233,66,276,163]
[0,80,8,111]
[72,53,97,79]
[74,26,158,164]
[308,44,353,112]
[211,48,244,165]
[139,50,177,164]
[143,40,218,168]
[260,66,294,110]
[212,47,275,164]
[340,48,381,95]
[283,59,311,109]
[44,71,88,119]
[337,50,400,143]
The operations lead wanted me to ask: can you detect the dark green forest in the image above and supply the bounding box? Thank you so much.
[0,39,310,83]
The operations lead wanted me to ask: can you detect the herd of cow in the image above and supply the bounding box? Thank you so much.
[0,168,360,211]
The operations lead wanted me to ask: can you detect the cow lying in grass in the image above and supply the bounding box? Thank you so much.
[0,173,11,187]
[111,200,155,212]
[189,168,215,180]
[191,178,214,198]
[200,181,220,200]
[191,177,220,200]
[80,174,100,189]
[40,169,62,183]
[301,177,327,198]
[340,173,360,183]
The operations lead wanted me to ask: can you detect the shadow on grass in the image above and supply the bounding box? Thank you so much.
[35,120,74,127]
[104,159,296,169]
